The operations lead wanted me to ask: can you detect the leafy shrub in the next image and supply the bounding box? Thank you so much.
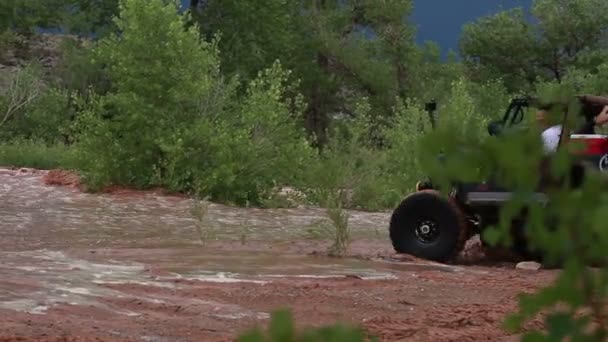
[0,62,45,130]
[238,309,370,342]
[73,0,315,205]
[72,0,222,189]
[1,87,73,143]
[466,78,512,120]
[299,97,383,209]
[53,37,111,97]
[376,99,434,207]
[0,139,76,170]
[160,61,315,206]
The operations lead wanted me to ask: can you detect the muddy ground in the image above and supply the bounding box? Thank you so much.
[0,168,557,341]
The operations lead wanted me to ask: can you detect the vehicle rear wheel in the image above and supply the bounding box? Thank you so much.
[389,190,469,263]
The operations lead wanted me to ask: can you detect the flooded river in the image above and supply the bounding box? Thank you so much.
[1,168,389,250]
[0,168,555,341]
[0,168,400,314]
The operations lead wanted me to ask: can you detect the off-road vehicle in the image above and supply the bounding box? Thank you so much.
[389,95,608,263]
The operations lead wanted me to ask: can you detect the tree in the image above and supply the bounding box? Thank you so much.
[459,8,538,91]
[0,0,119,37]
[74,0,223,188]
[61,0,120,36]
[0,64,44,127]
[0,0,67,34]
[532,0,608,80]
[459,0,608,92]
[191,0,299,82]
[191,0,419,147]
[73,0,314,205]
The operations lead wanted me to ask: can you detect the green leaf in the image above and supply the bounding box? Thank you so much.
[522,331,548,342]
[268,309,295,341]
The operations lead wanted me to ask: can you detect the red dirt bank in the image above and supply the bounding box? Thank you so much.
[41,169,188,198]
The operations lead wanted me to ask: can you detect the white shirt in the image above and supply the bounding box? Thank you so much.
[541,125,562,153]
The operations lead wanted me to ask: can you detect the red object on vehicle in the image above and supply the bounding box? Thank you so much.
[569,134,608,155]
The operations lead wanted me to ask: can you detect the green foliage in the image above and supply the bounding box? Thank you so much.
[377,99,434,205]
[459,7,537,91]
[0,139,77,170]
[1,87,73,143]
[73,0,314,205]
[237,309,369,342]
[61,0,120,36]
[301,78,496,211]
[53,37,111,96]
[0,0,68,34]
[73,0,221,189]
[460,0,608,92]
[0,62,45,132]
[409,41,464,103]
[193,0,299,82]
[420,88,608,340]
[194,0,419,146]
[0,0,118,36]
[162,62,315,205]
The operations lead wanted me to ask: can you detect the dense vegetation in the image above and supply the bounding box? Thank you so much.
[2,0,608,340]
[3,0,608,210]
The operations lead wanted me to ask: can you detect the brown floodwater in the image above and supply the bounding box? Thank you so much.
[0,168,557,341]
[1,168,389,251]
[0,168,437,315]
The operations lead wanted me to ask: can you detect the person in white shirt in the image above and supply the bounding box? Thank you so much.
[536,105,608,153]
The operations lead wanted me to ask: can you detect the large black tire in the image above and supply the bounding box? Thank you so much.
[389,190,469,263]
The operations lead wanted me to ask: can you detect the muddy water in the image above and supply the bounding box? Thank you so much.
[0,168,558,342]
[1,168,388,251]
[1,168,435,317]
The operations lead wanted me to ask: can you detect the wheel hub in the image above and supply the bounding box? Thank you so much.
[420,224,431,234]
[415,220,439,243]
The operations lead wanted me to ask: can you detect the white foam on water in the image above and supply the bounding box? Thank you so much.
[169,271,269,284]
[1,249,274,322]
[16,266,41,272]
[264,274,344,279]
[92,279,176,289]
[261,272,397,280]
[55,287,92,295]
[118,310,141,317]
[0,299,49,314]
[213,312,270,320]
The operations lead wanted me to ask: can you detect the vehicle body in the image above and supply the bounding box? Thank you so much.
[389,95,608,263]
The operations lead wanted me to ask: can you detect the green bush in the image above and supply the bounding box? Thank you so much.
[72,0,223,189]
[375,99,434,207]
[302,78,495,211]
[200,62,314,205]
[53,37,111,97]
[238,309,370,342]
[1,87,73,143]
[73,0,315,205]
[0,62,45,132]
[0,139,75,170]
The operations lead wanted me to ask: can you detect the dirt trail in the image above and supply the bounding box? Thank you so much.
[0,168,556,341]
